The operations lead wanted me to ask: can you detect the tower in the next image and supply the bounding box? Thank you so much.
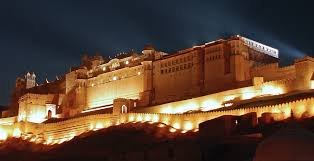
[25,72,36,89]
[142,44,155,56]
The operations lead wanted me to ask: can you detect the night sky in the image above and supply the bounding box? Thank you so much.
[0,0,313,105]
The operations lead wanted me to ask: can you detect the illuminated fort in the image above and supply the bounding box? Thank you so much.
[1,35,314,144]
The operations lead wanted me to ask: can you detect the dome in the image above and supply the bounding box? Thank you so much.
[143,44,155,51]
[254,128,314,161]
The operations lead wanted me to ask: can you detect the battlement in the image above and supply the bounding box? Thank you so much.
[295,55,314,63]
[1,92,314,144]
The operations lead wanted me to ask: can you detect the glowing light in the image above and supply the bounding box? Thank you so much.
[82,105,113,113]
[181,130,187,133]
[125,60,129,65]
[95,122,104,129]
[70,133,76,139]
[115,121,121,126]
[45,137,53,145]
[152,115,159,122]
[193,129,199,132]
[272,108,281,113]
[59,138,67,144]
[241,90,256,100]
[176,102,199,113]
[173,122,180,129]
[311,81,314,89]
[51,140,58,145]
[91,83,94,87]
[27,111,47,123]
[201,100,220,111]
[158,123,165,128]
[30,137,36,142]
[294,105,306,118]
[160,102,200,114]
[89,124,94,130]
[183,122,193,130]
[162,117,170,124]
[102,66,106,71]
[136,115,143,122]
[282,107,292,118]
[309,105,314,116]
[129,115,135,122]
[120,118,126,123]
[13,128,21,138]
[144,115,151,122]
[112,76,117,81]
[261,85,283,95]
[224,103,233,107]
[0,128,8,140]
[137,71,141,75]
[224,95,236,101]
[18,112,26,122]
[160,107,174,114]
[169,128,176,133]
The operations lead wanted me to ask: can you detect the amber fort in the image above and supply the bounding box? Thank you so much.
[0,35,314,144]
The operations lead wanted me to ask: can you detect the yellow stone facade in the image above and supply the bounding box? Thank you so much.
[1,35,314,144]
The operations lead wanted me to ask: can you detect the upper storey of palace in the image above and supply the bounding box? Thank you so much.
[69,35,279,80]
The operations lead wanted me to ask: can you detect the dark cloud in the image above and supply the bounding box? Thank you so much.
[0,0,313,104]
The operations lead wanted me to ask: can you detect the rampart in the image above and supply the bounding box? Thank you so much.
[1,96,314,144]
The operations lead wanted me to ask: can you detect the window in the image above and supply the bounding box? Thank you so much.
[161,70,164,74]
[121,105,128,113]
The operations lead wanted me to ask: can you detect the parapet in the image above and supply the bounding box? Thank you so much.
[294,55,314,63]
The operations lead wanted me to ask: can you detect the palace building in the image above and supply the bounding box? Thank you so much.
[0,35,314,144]
[4,35,280,119]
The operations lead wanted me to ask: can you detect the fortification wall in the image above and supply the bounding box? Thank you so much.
[152,52,197,104]
[122,97,314,131]
[18,94,56,123]
[1,96,314,144]
[250,63,296,81]
[40,114,114,144]
[133,79,294,114]
[86,65,146,108]
[0,116,17,125]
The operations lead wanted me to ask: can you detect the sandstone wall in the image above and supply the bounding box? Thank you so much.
[250,63,296,81]
[85,65,147,108]
[1,97,314,144]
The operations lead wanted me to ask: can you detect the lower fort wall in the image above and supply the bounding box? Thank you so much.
[133,78,296,114]
[1,97,314,144]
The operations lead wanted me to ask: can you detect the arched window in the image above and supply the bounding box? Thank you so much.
[47,110,52,119]
[121,105,128,113]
